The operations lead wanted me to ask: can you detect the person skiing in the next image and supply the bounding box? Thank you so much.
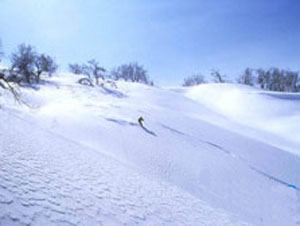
[138,116,144,127]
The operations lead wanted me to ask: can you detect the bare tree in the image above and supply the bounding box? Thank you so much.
[0,71,21,102]
[111,63,151,85]
[69,60,106,85]
[255,67,300,92]
[69,63,84,75]
[211,69,226,83]
[35,54,58,82]
[87,59,106,85]
[10,44,36,83]
[0,41,19,98]
[285,70,299,92]
[0,72,7,89]
[237,68,255,86]
[256,68,266,89]
[10,44,57,84]
[269,68,282,91]
[183,74,206,86]
[111,65,129,81]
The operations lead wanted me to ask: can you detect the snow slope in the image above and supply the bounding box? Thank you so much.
[183,83,300,155]
[0,109,248,226]
[1,74,300,225]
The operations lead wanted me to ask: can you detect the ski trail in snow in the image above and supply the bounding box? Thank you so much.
[160,124,186,136]
[249,166,299,190]
[105,117,157,136]
[140,125,157,136]
[203,139,300,191]
[160,123,299,191]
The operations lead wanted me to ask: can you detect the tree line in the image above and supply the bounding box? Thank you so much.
[69,61,153,86]
[1,42,299,93]
[183,68,300,92]
[0,43,153,88]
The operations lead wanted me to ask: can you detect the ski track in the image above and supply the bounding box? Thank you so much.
[161,123,300,191]
[0,110,250,226]
[158,122,300,225]
[204,139,300,191]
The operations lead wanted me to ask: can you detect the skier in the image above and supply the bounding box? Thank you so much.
[138,116,144,127]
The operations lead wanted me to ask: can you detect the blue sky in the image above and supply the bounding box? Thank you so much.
[0,0,300,85]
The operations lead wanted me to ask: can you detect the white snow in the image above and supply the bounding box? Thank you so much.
[183,83,300,155]
[1,74,300,225]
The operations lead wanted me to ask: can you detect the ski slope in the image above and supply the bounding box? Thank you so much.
[1,74,300,225]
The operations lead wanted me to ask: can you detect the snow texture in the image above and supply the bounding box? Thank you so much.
[1,74,300,225]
